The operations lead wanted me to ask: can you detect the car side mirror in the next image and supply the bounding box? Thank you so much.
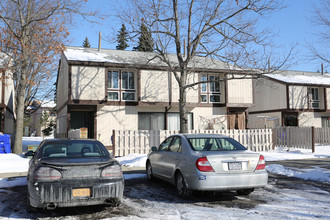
[151,146,158,152]
[25,150,35,157]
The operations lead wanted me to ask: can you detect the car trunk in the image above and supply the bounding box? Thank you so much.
[41,157,114,178]
[204,151,260,174]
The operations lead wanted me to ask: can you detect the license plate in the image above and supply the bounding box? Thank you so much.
[228,162,242,170]
[72,188,91,197]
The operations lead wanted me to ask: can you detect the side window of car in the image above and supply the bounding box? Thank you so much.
[159,137,173,151]
[169,137,182,153]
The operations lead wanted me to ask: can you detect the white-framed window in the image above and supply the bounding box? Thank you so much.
[200,74,221,103]
[138,112,193,130]
[107,70,136,101]
[308,87,319,109]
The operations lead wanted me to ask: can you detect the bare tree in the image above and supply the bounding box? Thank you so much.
[0,0,94,154]
[117,0,290,133]
[307,0,330,65]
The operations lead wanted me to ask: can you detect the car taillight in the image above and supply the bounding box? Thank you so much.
[101,165,123,178]
[196,157,215,172]
[34,167,61,181]
[256,155,266,170]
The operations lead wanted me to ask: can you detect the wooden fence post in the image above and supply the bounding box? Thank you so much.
[112,130,115,157]
[312,126,315,153]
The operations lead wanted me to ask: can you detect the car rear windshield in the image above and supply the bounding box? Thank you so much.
[40,140,110,158]
[188,137,247,151]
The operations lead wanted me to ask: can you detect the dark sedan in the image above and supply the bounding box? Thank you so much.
[25,139,124,211]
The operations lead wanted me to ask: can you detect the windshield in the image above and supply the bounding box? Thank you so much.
[38,140,110,158]
[188,137,247,151]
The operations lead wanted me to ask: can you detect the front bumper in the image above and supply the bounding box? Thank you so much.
[28,178,124,208]
[184,170,268,191]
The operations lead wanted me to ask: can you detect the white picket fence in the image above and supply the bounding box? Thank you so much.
[112,129,273,157]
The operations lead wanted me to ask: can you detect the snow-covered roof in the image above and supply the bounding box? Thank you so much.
[41,100,56,108]
[63,46,235,71]
[265,70,330,86]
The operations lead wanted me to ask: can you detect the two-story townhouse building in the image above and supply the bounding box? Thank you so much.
[249,70,330,128]
[0,52,15,135]
[56,46,254,148]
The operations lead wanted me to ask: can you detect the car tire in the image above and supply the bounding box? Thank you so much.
[175,172,191,199]
[146,161,154,181]
[236,188,254,196]
[26,192,37,213]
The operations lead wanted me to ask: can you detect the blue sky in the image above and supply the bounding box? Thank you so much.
[68,0,326,72]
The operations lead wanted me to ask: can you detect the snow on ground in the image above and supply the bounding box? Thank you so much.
[0,137,329,188]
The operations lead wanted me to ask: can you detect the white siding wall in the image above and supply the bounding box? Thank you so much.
[1,68,15,114]
[289,86,325,109]
[191,107,227,130]
[186,72,199,103]
[248,112,281,129]
[140,70,169,102]
[57,55,69,108]
[71,66,105,100]
[250,78,287,112]
[298,112,322,127]
[227,76,253,104]
[56,108,67,135]
[289,86,308,109]
[97,105,138,146]
[327,88,330,110]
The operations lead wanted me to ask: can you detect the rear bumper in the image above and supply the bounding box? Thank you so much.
[184,170,268,191]
[28,178,124,208]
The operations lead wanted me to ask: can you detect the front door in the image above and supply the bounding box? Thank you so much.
[70,111,95,138]
[228,112,246,129]
[283,113,298,126]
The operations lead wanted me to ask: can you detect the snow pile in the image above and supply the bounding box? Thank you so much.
[116,154,148,167]
[0,154,29,173]
[262,145,330,161]
[267,164,330,182]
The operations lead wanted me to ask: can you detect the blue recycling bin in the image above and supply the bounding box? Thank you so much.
[0,134,11,154]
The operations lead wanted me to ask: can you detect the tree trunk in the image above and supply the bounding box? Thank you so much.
[13,85,25,154]
[179,85,189,133]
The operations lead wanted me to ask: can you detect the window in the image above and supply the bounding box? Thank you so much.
[200,74,221,103]
[138,113,165,130]
[138,112,193,130]
[308,87,319,109]
[167,113,193,130]
[188,137,247,151]
[107,70,136,101]
[159,137,173,151]
[169,137,182,152]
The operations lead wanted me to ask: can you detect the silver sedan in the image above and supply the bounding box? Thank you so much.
[146,133,268,198]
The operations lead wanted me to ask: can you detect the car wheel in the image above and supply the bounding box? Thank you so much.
[236,188,254,196]
[175,172,191,199]
[146,161,154,181]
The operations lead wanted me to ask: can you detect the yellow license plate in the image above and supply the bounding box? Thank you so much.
[72,188,91,197]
